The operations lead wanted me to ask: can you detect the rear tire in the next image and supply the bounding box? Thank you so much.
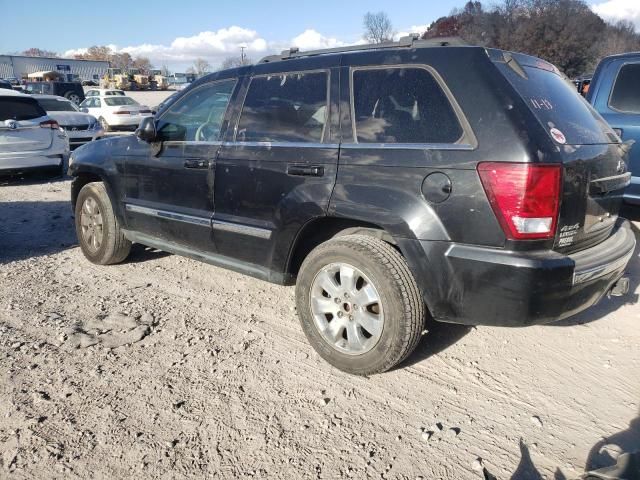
[99,117,110,132]
[75,182,131,265]
[296,234,425,375]
[64,91,82,105]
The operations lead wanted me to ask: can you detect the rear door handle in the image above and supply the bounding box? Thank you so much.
[287,165,324,177]
[184,159,209,169]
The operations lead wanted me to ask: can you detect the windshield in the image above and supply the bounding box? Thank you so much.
[496,62,617,145]
[104,97,138,106]
[0,97,47,121]
[37,98,78,112]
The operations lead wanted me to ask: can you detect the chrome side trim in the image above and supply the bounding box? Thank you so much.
[223,141,339,149]
[125,204,210,226]
[590,172,632,183]
[340,142,476,151]
[125,204,272,239]
[630,175,640,185]
[212,219,272,239]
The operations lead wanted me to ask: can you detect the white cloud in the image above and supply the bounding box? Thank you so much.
[592,0,640,30]
[61,22,435,70]
[394,24,431,40]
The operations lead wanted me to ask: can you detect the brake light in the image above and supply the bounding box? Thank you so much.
[39,119,60,129]
[139,109,151,113]
[477,162,562,240]
[115,111,131,115]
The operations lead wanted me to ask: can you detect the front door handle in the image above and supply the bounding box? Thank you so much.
[184,159,209,169]
[287,165,324,177]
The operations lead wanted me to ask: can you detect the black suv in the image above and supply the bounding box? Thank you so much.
[68,37,635,375]
[25,81,85,105]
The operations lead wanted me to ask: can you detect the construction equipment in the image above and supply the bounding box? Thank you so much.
[100,68,130,90]
[128,68,150,90]
[148,69,169,90]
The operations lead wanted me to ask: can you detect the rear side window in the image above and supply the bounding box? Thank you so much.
[351,67,463,144]
[237,71,328,143]
[496,62,615,144]
[610,63,640,113]
[0,97,46,121]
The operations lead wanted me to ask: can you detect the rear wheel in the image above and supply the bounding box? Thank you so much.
[64,91,82,105]
[75,182,131,265]
[296,234,425,375]
[99,117,110,132]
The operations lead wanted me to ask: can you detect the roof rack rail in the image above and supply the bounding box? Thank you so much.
[259,35,466,63]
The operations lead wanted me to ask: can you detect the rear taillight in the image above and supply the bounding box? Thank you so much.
[115,110,131,115]
[478,162,562,240]
[40,119,60,129]
[139,109,151,113]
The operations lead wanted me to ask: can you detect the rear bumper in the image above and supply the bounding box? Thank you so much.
[400,219,636,326]
[623,176,640,205]
[0,153,64,172]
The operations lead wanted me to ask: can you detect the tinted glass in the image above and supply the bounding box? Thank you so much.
[497,63,615,144]
[0,97,47,121]
[610,63,640,113]
[237,71,328,143]
[157,80,235,142]
[352,68,462,144]
[104,97,137,106]
[38,98,78,112]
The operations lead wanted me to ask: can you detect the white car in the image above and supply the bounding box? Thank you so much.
[85,88,125,97]
[79,95,152,132]
[0,89,69,174]
[33,94,104,150]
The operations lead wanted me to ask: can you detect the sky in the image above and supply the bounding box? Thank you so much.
[1,0,639,72]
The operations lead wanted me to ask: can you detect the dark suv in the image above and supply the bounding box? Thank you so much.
[25,81,85,105]
[68,37,635,375]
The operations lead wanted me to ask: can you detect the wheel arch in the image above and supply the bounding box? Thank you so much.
[71,172,124,225]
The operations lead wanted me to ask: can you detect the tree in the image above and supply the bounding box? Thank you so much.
[131,56,152,74]
[191,58,211,76]
[363,11,393,43]
[22,48,59,58]
[220,55,252,70]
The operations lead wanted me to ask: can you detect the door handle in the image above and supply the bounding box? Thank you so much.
[184,159,209,169]
[287,165,324,177]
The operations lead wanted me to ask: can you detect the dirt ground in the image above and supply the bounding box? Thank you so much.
[1,173,639,479]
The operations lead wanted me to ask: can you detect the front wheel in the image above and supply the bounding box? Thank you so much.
[75,182,131,265]
[296,234,425,375]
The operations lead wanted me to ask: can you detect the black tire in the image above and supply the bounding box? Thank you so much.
[75,182,131,265]
[99,117,110,132]
[64,91,82,105]
[296,234,425,375]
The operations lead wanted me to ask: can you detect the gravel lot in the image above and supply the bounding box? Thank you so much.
[0,174,639,479]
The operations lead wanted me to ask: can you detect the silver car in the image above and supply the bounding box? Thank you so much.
[32,94,104,151]
[0,89,69,174]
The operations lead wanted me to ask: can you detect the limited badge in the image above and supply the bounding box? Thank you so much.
[550,127,566,144]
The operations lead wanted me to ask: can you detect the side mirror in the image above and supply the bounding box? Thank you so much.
[136,117,157,143]
[80,107,89,113]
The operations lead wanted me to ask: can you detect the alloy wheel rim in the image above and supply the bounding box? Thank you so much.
[309,262,384,356]
[80,197,104,252]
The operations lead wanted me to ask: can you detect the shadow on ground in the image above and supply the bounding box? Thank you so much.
[0,200,77,264]
[0,169,66,187]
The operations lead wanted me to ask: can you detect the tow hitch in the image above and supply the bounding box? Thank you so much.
[609,277,630,298]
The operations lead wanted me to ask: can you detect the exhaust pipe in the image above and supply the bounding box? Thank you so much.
[609,277,630,298]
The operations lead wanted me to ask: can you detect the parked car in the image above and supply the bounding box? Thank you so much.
[32,94,104,150]
[82,80,98,87]
[586,52,640,205]
[78,95,152,132]
[85,88,126,97]
[0,89,69,175]
[151,91,180,115]
[68,38,635,375]
[24,81,85,105]
[0,80,12,90]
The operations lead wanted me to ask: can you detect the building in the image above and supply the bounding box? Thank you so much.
[0,55,109,82]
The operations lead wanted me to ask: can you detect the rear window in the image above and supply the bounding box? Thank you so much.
[496,62,615,145]
[104,97,137,106]
[236,71,328,143]
[0,97,47,121]
[37,98,78,112]
[610,63,640,113]
[352,67,463,144]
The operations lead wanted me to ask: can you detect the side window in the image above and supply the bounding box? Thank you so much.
[94,99,101,108]
[351,67,463,144]
[236,71,328,143]
[610,63,640,113]
[157,80,235,142]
